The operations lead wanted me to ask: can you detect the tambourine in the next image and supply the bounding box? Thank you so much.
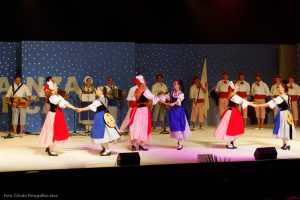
[286,111,294,125]
[104,113,116,128]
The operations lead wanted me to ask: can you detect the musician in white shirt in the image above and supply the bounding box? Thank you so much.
[5,75,31,137]
[236,72,251,127]
[270,75,282,117]
[104,77,119,121]
[287,75,300,126]
[215,72,230,117]
[151,74,168,133]
[251,73,271,130]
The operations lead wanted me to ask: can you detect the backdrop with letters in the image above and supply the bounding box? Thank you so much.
[0,42,288,132]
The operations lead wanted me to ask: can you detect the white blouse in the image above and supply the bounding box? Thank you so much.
[88,95,108,112]
[231,94,250,109]
[49,95,69,109]
[267,94,289,109]
[162,91,184,106]
[142,88,160,105]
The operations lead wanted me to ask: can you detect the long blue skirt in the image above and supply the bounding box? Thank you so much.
[169,106,186,132]
[91,111,105,139]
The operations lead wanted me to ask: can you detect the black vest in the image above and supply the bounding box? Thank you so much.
[95,97,108,113]
[49,102,58,112]
[277,95,290,111]
[136,91,148,107]
[170,91,184,105]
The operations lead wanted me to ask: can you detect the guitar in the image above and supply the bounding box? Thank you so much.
[9,96,40,108]
[10,97,30,108]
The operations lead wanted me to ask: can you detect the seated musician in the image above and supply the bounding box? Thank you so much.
[78,76,96,133]
[5,74,31,137]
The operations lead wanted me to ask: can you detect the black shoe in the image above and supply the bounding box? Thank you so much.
[45,147,58,156]
[226,145,235,149]
[230,141,238,149]
[132,145,137,151]
[177,144,183,150]
[281,144,287,150]
[100,151,111,156]
[139,145,148,151]
[100,148,105,154]
[282,145,291,150]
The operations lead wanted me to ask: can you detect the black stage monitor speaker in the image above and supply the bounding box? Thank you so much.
[117,152,140,166]
[254,147,277,160]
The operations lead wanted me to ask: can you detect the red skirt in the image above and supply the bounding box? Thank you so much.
[52,107,69,142]
[226,107,244,136]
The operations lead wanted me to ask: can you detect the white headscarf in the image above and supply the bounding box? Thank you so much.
[47,80,55,90]
[136,75,145,84]
[84,76,93,84]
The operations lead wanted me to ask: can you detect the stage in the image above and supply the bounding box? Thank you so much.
[1,125,300,172]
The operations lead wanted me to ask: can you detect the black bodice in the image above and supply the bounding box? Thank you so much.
[136,91,148,107]
[96,98,108,113]
[277,96,289,111]
[137,93,148,103]
[170,91,184,105]
[49,102,58,112]
[228,100,237,108]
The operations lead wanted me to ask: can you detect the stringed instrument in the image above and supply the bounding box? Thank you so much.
[11,97,29,108]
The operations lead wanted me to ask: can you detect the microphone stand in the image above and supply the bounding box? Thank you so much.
[2,103,14,139]
[69,95,85,136]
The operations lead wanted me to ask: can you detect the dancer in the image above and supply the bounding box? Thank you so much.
[214,81,256,149]
[236,72,251,127]
[270,75,282,117]
[215,72,230,117]
[129,75,161,151]
[287,75,300,126]
[256,83,296,150]
[39,80,77,156]
[119,84,138,134]
[251,73,270,130]
[76,86,120,156]
[162,80,192,150]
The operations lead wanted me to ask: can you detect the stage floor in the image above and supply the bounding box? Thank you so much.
[1,125,300,172]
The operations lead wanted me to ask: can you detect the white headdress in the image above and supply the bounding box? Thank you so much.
[136,75,145,84]
[47,80,55,90]
[84,76,93,84]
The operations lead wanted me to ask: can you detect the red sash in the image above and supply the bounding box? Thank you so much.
[196,99,204,103]
[254,94,265,99]
[129,103,152,135]
[290,95,298,101]
[219,92,228,98]
[237,92,247,98]
[128,100,137,108]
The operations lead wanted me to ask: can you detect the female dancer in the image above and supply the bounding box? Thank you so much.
[256,83,296,150]
[162,80,192,150]
[39,80,77,156]
[214,81,255,149]
[76,86,120,156]
[129,75,161,151]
